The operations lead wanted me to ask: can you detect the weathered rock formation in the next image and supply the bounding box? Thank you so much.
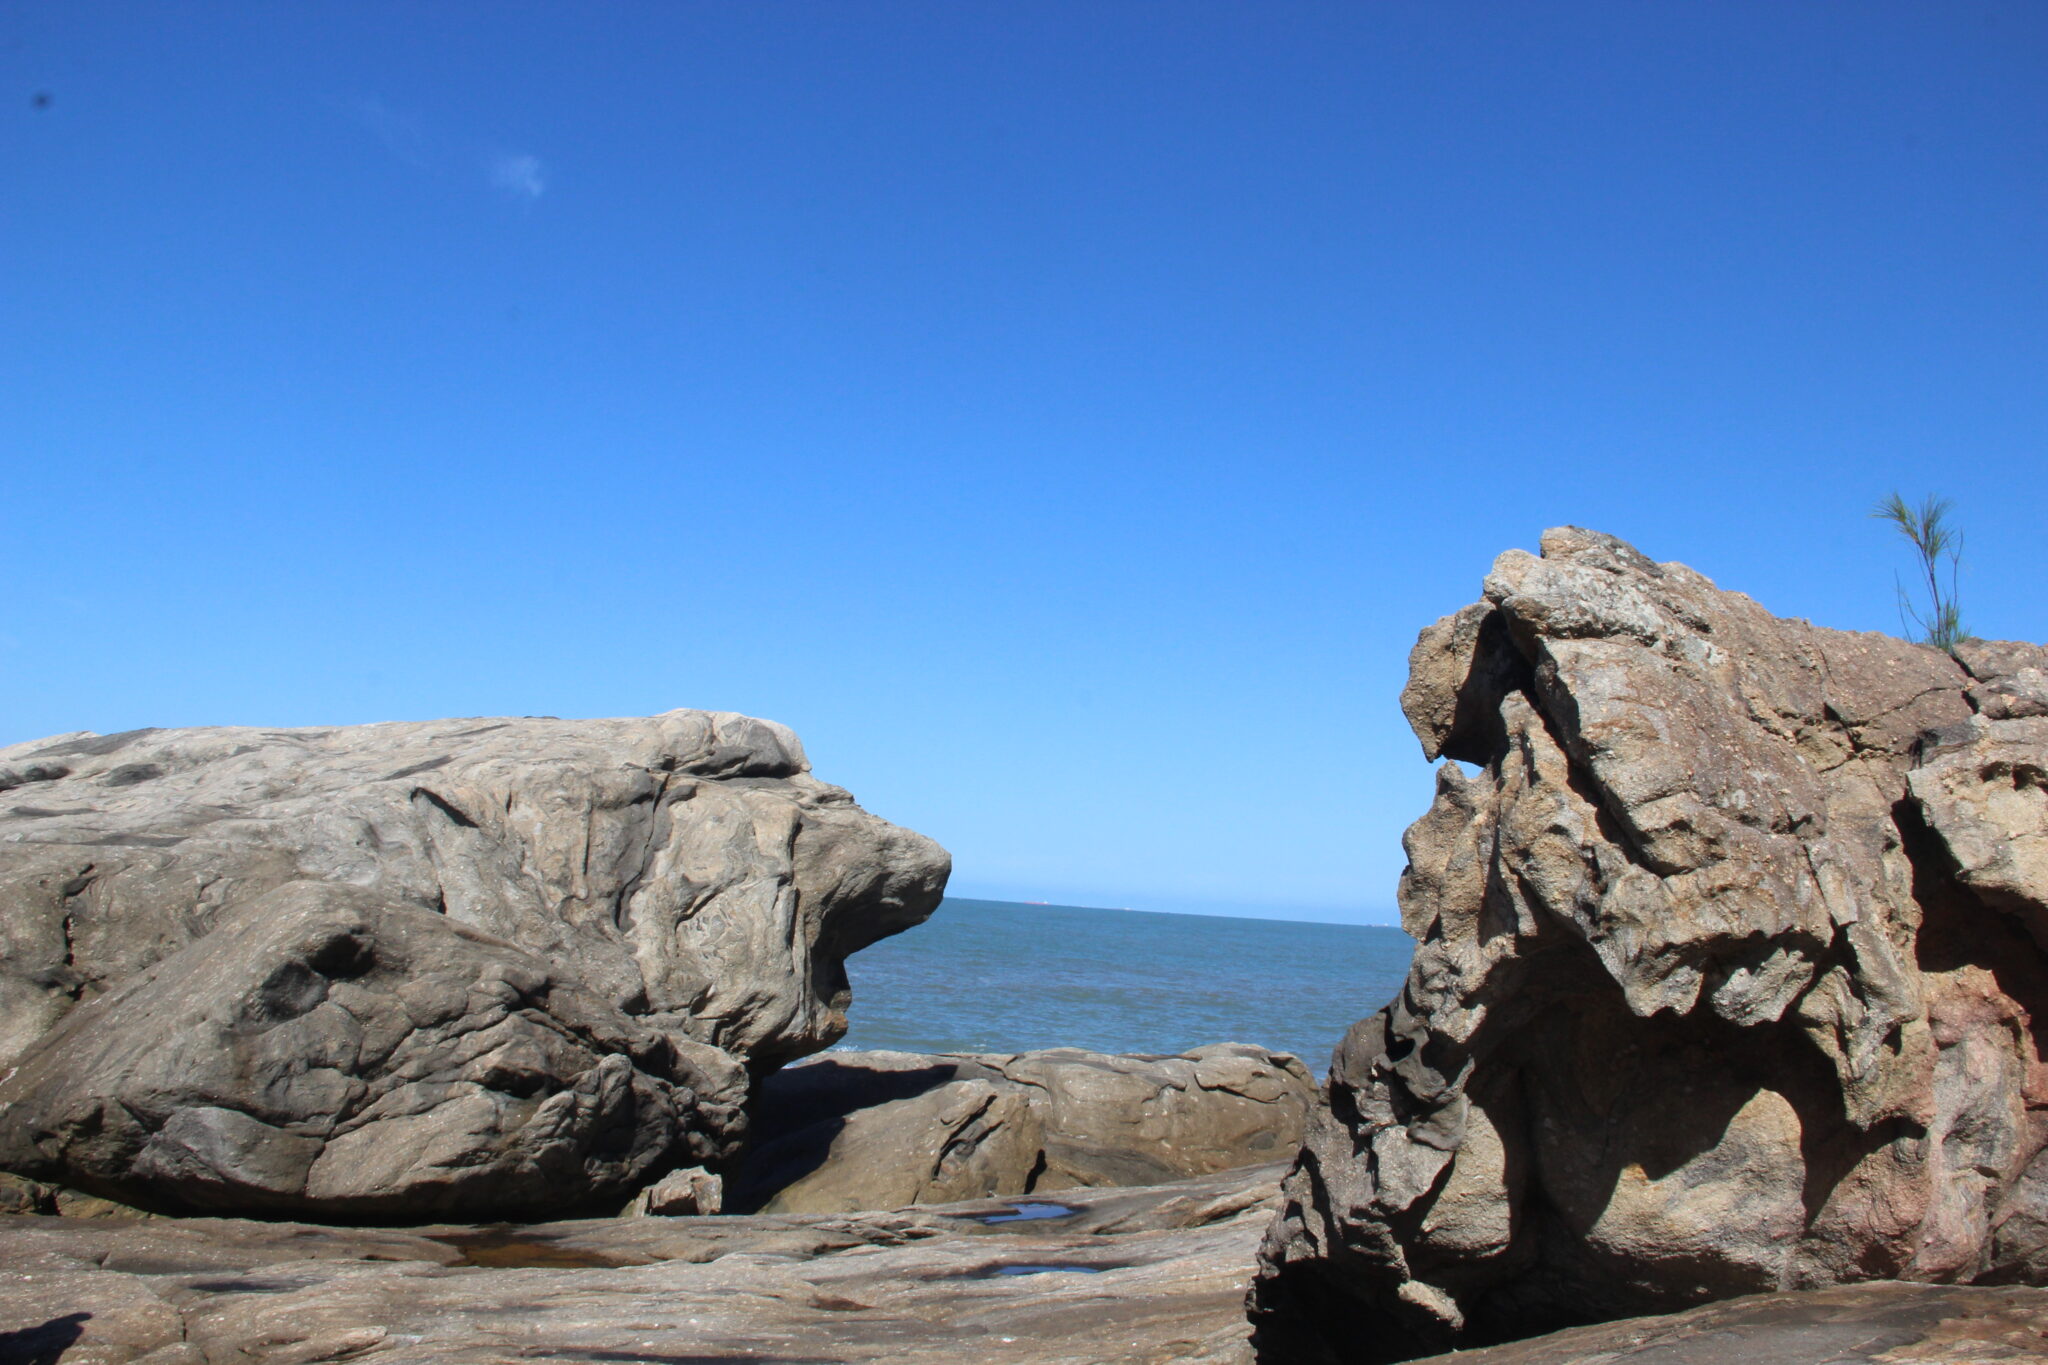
[728,1044,1317,1213]
[0,1163,1290,1364]
[1251,528,2048,1362]
[0,712,948,1218]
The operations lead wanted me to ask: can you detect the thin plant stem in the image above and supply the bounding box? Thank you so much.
[1871,492,1966,652]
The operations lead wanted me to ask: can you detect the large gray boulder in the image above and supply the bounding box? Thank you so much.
[0,711,948,1217]
[729,1045,1317,1214]
[0,883,747,1219]
[1251,529,2048,1362]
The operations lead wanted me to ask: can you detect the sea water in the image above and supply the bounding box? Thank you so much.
[837,897,1414,1070]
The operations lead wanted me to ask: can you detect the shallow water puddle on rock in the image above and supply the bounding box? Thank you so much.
[973,1202,1078,1224]
[183,1278,301,1294]
[960,1262,1110,1278]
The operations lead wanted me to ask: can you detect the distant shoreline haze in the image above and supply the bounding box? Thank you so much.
[939,883,1402,928]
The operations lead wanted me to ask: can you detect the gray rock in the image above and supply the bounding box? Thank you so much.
[1911,713,2048,933]
[0,711,947,1218]
[1251,529,2048,1362]
[0,882,748,1218]
[728,1044,1317,1214]
[1954,637,2048,720]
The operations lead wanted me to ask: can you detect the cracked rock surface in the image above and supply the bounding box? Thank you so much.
[1250,529,2048,1362]
[728,1044,1318,1213]
[0,712,948,1219]
[0,1163,1286,1364]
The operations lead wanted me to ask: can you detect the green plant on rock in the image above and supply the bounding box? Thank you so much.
[1872,491,1967,653]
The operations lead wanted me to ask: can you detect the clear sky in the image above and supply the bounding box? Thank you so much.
[4,4,2043,924]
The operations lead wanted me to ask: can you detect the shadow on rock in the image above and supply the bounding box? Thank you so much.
[0,1312,89,1365]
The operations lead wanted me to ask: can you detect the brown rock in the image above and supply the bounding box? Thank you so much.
[623,1164,723,1216]
[1405,1281,2048,1364]
[730,1044,1317,1214]
[1251,529,2048,1362]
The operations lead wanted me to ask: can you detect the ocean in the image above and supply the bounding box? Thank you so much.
[837,896,1415,1071]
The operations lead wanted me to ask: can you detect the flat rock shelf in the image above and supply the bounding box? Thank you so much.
[0,1165,1288,1365]
[7,1171,2047,1364]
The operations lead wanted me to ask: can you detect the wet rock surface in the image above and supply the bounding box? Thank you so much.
[729,1044,1317,1214]
[1251,529,2048,1362]
[0,712,948,1220]
[0,1163,1286,1364]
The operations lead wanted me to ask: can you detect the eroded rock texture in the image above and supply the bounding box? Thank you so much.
[729,1044,1316,1213]
[1251,528,2048,1362]
[0,712,947,1218]
[0,1164,1290,1365]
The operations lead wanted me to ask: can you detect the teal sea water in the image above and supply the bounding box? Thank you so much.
[838,897,1415,1070]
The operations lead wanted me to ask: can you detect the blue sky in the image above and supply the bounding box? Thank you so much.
[4,3,2043,924]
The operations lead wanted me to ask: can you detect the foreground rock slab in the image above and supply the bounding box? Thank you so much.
[0,1163,1286,1364]
[0,712,948,1219]
[730,1044,1317,1213]
[1252,529,2048,1362]
[1407,1282,2048,1364]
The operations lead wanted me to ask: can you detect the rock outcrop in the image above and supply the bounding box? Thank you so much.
[0,1163,1290,1364]
[1251,529,2048,1362]
[728,1045,1317,1214]
[0,712,948,1218]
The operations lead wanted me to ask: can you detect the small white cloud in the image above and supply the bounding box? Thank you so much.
[350,96,430,168]
[342,97,547,204]
[491,153,545,200]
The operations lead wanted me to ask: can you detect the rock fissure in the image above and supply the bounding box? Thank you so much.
[609,766,676,936]
[408,787,479,830]
[54,869,92,1003]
